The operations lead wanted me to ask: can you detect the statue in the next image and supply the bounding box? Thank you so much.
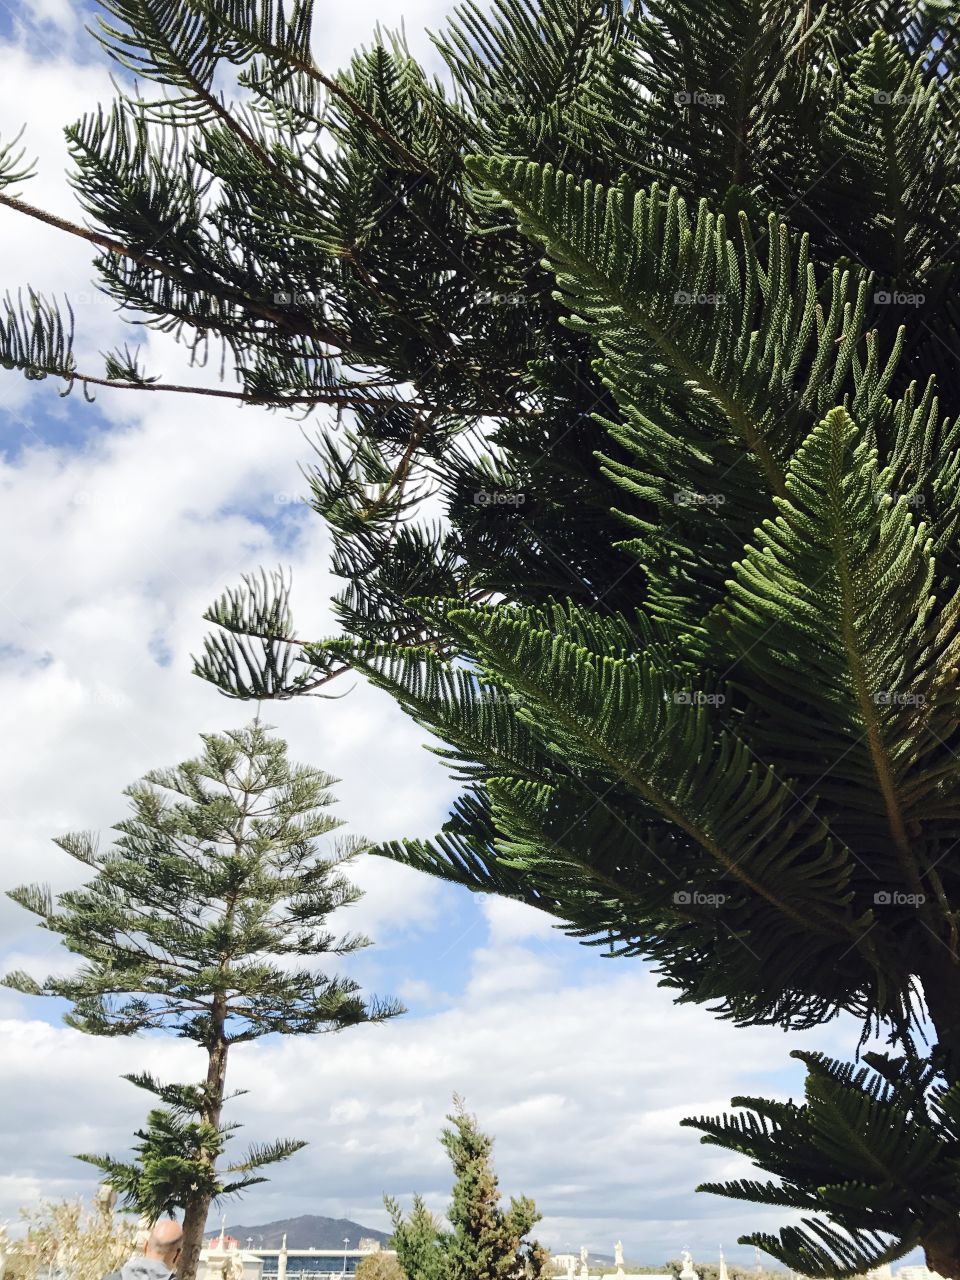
[566,1258,576,1280]
[680,1250,699,1280]
[580,1245,590,1278]
[94,1184,117,1215]
[615,1241,625,1276]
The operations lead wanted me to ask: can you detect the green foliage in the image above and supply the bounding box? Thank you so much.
[77,1072,304,1222]
[388,1197,446,1280]
[683,1048,960,1275]
[388,1100,550,1280]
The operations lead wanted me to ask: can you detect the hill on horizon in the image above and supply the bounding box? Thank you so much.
[221,1215,390,1250]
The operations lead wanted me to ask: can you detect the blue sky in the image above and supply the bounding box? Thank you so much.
[0,0,922,1267]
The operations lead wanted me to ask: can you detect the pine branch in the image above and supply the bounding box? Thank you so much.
[60,367,416,409]
[0,191,350,349]
[226,1138,307,1173]
[201,1,430,173]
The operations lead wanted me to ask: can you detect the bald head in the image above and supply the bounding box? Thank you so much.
[145,1220,183,1268]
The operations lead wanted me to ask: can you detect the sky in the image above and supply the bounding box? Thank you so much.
[0,0,902,1267]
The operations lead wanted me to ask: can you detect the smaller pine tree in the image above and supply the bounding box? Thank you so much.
[388,1099,550,1280]
[4,721,402,1280]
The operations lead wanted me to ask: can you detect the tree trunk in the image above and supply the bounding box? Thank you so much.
[178,1036,230,1280]
[924,1220,960,1280]
[179,1197,212,1280]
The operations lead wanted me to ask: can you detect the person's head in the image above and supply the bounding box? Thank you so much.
[144,1220,183,1271]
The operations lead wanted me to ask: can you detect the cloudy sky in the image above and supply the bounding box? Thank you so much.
[0,0,895,1267]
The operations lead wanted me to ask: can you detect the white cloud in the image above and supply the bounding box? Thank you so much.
[309,0,459,73]
[0,944,862,1262]
[0,324,458,952]
[481,894,563,945]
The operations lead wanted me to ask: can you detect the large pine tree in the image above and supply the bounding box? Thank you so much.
[5,722,401,1280]
[3,0,960,1273]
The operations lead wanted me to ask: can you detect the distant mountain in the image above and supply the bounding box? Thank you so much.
[221,1215,390,1250]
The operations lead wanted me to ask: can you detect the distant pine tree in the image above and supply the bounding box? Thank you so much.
[388,1100,549,1280]
[5,721,402,1280]
[442,1100,549,1280]
[388,1198,446,1280]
